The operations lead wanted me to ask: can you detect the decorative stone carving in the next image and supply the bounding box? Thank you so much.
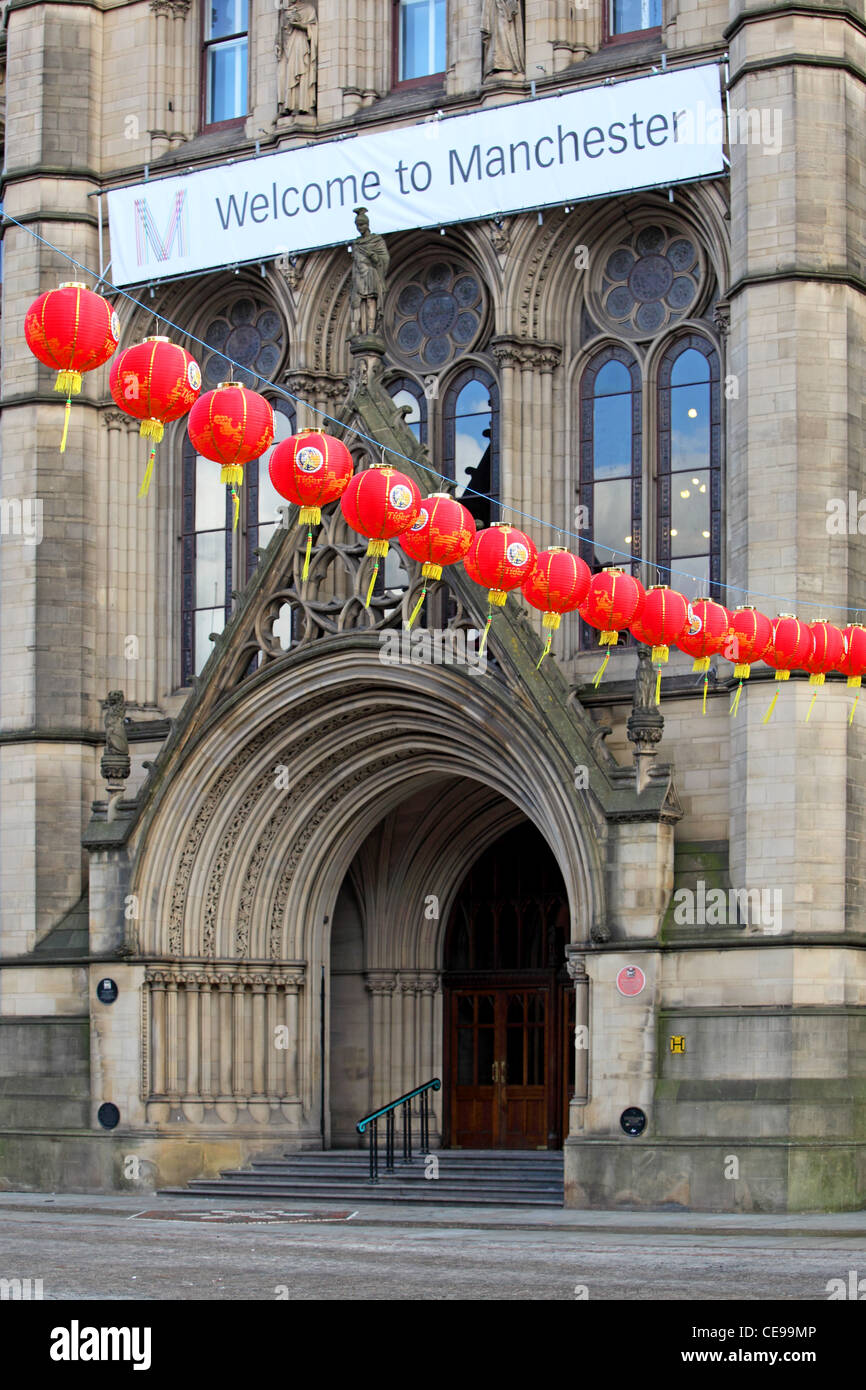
[627,646,664,793]
[100,690,130,793]
[349,207,389,341]
[566,953,587,980]
[589,919,611,943]
[713,299,731,337]
[491,336,562,372]
[275,253,305,293]
[489,215,513,259]
[481,0,525,78]
[276,1,318,115]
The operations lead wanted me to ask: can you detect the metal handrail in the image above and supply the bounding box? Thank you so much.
[356,1078,441,1184]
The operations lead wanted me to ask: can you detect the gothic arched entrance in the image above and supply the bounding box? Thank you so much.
[443,824,573,1150]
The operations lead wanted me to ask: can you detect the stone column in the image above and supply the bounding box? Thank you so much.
[250,974,269,1124]
[566,954,589,1133]
[183,974,203,1123]
[216,974,236,1123]
[281,973,303,1117]
[164,971,180,1107]
[366,974,397,1110]
[232,977,247,1105]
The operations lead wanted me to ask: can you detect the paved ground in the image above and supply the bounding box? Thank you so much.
[1,1192,865,1301]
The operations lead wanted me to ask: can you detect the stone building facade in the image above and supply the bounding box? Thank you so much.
[0,0,864,1210]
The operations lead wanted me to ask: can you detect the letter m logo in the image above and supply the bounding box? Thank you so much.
[134,191,189,267]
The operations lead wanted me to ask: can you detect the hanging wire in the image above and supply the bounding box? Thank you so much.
[7,207,866,618]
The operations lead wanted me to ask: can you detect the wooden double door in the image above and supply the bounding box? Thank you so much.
[446,983,573,1149]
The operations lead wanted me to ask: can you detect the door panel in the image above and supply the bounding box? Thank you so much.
[450,987,549,1148]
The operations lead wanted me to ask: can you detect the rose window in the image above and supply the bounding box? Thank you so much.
[594,226,704,339]
[386,262,487,371]
[201,297,285,389]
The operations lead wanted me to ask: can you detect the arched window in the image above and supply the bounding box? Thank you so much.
[657,335,721,596]
[387,375,428,444]
[181,394,295,685]
[443,367,499,527]
[579,347,642,572]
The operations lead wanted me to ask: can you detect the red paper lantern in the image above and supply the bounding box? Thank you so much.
[109,337,202,495]
[188,382,274,530]
[269,429,354,523]
[580,567,645,645]
[802,618,845,723]
[760,614,812,723]
[630,585,689,664]
[24,282,119,452]
[269,428,355,580]
[400,493,476,629]
[629,585,689,706]
[838,623,866,725]
[579,567,645,687]
[340,463,421,607]
[675,597,731,672]
[522,548,591,666]
[762,615,812,682]
[804,619,844,686]
[838,624,866,688]
[464,523,537,653]
[724,605,772,716]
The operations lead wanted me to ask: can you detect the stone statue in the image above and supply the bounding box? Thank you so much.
[480,0,525,78]
[275,1,318,115]
[100,689,130,794]
[349,207,389,339]
[634,642,657,711]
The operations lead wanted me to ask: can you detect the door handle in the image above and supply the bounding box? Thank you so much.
[492,1060,499,1083]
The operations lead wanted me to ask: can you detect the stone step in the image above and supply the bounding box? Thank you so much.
[164,1148,564,1207]
[171,1179,563,1206]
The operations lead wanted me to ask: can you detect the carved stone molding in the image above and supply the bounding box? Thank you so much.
[490,335,562,373]
[566,953,587,981]
[103,409,133,431]
[275,253,305,293]
[365,973,397,995]
[713,299,731,337]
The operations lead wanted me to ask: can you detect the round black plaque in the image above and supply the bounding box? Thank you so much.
[97,1103,120,1130]
[96,977,118,1005]
[620,1106,647,1137]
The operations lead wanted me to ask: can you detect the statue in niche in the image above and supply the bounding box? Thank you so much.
[349,206,390,338]
[275,1,318,115]
[480,0,525,78]
[633,643,657,712]
[100,689,130,795]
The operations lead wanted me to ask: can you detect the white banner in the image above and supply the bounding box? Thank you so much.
[107,65,724,288]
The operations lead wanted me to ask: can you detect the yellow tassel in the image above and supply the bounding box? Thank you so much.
[655,666,661,706]
[366,538,389,558]
[59,395,72,454]
[365,561,379,609]
[478,612,493,656]
[808,672,825,687]
[733,663,751,680]
[762,689,780,724]
[651,645,669,664]
[54,370,82,396]
[848,675,862,689]
[406,585,427,631]
[138,443,156,498]
[488,589,507,608]
[599,629,618,647]
[592,648,611,688]
[850,695,859,726]
[221,464,244,487]
[231,486,240,532]
[139,418,164,443]
[702,676,708,716]
[805,690,819,722]
[776,669,790,682]
[542,612,562,631]
[693,656,710,674]
[536,629,553,669]
[421,561,443,581]
[302,529,313,583]
[298,505,322,526]
[730,680,743,717]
